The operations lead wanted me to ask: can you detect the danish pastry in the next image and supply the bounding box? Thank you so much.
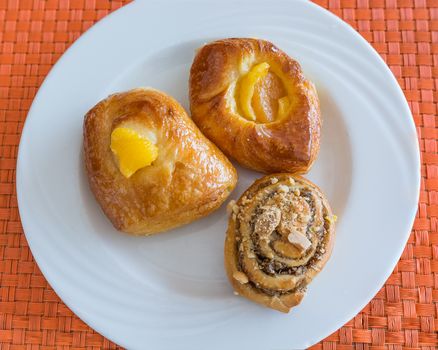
[189,38,321,174]
[224,174,335,312]
[83,88,237,235]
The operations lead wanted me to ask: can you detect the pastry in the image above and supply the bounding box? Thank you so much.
[83,88,237,235]
[224,174,335,312]
[189,38,321,174]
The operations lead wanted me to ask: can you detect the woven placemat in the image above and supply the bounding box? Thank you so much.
[0,0,436,349]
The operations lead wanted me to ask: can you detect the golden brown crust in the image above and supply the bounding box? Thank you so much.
[224,174,335,312]
[189,38,321,174]
[83,88,237,235]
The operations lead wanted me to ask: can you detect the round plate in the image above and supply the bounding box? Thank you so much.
[17,0,420,349]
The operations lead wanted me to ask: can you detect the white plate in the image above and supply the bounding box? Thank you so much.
[17,0,420,349]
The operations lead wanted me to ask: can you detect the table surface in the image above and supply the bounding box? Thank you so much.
[1,0,437,349]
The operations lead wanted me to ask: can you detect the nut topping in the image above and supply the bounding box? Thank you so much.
[287,230,311,252]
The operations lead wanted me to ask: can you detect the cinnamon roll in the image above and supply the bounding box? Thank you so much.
[224,174,335,312]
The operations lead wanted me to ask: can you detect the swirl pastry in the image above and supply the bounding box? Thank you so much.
[189,38,321,174]
[84,88,237,235]
[224,174,335,312]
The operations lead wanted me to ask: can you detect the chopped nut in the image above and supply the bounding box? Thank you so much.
[265,262,275,274]
[233,271,249,284]
[288,229,312,252]
[254,206,281,237]
[293,188,301,196]
[278,184,289,193]
[299,214,311,223]
[325,214,338,224]
[271,177,279,184]
[226,200,237,215]
[241,196,251,205]
[310,225,322,233]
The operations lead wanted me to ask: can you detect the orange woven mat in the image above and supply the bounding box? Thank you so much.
[0,0,437,349]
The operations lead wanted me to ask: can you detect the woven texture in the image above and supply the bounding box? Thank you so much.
[0,0,437,349]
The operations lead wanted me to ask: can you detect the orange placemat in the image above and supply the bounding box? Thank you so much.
[0,0,436,349]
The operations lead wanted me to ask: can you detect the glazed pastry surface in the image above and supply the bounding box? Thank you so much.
[84,88,237,235]
[224,174,335,312]
[190,38,321,174]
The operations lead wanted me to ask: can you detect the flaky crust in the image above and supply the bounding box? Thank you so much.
[84,88,237,235]
[224,174,335,312]
[190,38,321,174]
